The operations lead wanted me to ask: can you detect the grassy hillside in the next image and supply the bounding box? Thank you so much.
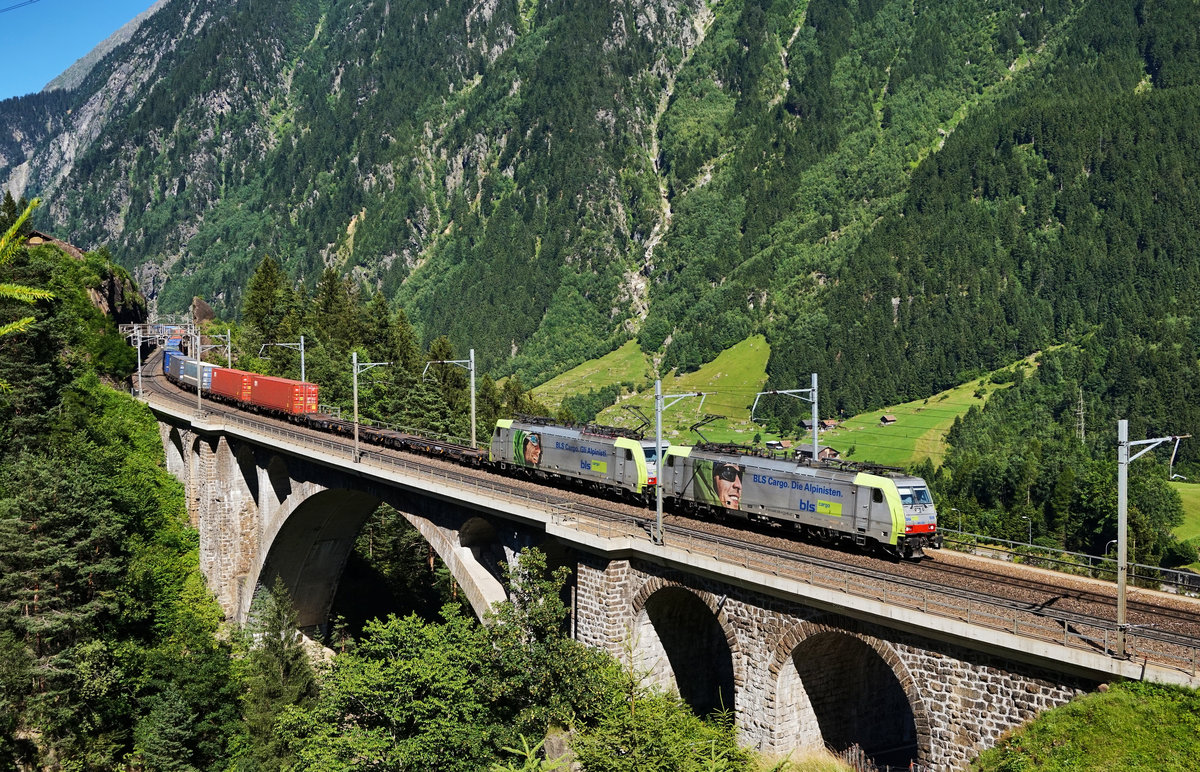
[539,336,1037,463]
[531,341,651,410]
[821,379,996,468]
[1170,481,1200,542]
[822,356,1039,467]
[589,335,772,445]
[1169,481,1200,570]
[972,682,1200,771]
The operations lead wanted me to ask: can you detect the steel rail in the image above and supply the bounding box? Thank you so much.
[139,368,1200,673]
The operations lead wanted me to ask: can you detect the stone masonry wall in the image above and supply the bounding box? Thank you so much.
[157,413,1094,771]
[573,557,1095,771]
[159,416,519,628]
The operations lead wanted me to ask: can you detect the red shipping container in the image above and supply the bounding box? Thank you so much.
[210,367,253,403]
[250,374,319,415]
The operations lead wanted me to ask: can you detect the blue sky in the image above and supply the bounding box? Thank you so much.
[0,0,159,100]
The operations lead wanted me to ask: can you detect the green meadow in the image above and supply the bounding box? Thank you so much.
[531,340,652,409]
[533,337,1038,465]
[1169,480,1200,570]
[1171,481,1200,542]
[817,373,1016,467]
[973,682,1200,771]
[590,335,773,445]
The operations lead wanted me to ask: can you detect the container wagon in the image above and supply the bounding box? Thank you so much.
[210,367,254,403]
[248,373,319,416]
[168,355,215,392]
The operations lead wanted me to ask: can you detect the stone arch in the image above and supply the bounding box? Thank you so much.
[768,619,930,767]
[254,486,509,633]
[232,442,259,507]
[164,426,186,481]
[459,516,506,587]
[630,577,742,718]
[258,488,383,632]
[266,454,292,504]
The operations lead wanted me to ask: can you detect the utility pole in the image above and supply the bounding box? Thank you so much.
[653,379,705,545]
[198,329,232,367]
[194,330,203,414]
[352,352,390,462]
[191,327,232,413]
[260,335,306,382]
[423,349,477,448]
[751,373,821,462]
[120,320,198,396]
[1115,420,1188,658]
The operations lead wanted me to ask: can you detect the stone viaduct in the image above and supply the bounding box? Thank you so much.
[147,394,1199,770]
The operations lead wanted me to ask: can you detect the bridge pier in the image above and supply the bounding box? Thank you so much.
[156,418,532,632]
[149,402,1169,772]
[574,557,1095,770]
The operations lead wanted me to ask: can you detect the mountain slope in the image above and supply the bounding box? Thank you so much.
[1,0,1199,448]
[43,1,169,94]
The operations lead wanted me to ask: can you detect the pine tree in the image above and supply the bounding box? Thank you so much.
[427,335,468,408]
[241,255,290,342]
[311,268,352,349]
[0,192,18,233]
[240,578,316,772]
[0,629,32,765]
[392,306,423,375]
[135,685,199,772]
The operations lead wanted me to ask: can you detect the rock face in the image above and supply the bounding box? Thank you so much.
[0,2,181,204]
[91,269,148,325]
[191,296,215,325]
[26,230,147,324]
[0,0,713,376]
[43,1,168,94]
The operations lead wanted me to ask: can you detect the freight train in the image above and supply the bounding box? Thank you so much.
[161,351,940,559]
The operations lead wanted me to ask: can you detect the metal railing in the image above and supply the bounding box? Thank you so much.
[941,530,1200,596]
[143,392,1200,676]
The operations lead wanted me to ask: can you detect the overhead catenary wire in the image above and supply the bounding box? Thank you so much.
[0,0,43,13]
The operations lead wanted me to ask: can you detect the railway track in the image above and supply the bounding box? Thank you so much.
[917,553,1200,635]
[137,361,1200,671]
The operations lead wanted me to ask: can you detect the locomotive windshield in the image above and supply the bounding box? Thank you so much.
[641,443,660,474]
[898,487,933,506]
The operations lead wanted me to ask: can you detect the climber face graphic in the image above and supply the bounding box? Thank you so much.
[713,462,742,510]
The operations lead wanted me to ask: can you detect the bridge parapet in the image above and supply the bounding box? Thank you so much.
[144,392,1199,770]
